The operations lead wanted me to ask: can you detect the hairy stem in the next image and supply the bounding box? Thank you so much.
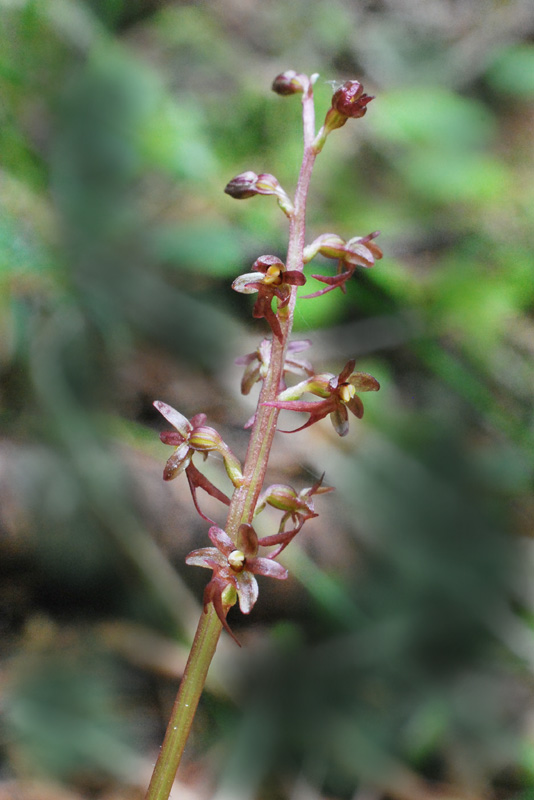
[145,79,318,800]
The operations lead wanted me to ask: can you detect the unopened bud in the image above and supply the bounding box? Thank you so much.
[260,484,299,512]
[254,173,282,194]
[189,425,226,452]
[313,79,374,152]
[224,171,260,199]
[272,70,308,96]
[224,171,294,217]
[331,80,374,119]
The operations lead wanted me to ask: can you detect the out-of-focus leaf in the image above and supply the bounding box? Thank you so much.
[486,44,534,97]
[369,88,496,151]
[399,150,508,203]
[151,222,251,277]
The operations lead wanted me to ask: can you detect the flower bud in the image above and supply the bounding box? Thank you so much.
[254,173,283,194]
[272,70,308,96]
[331,80,374,119]
[220,448,245,487]
[224,171,261,199]
[313,79,374,152]
[189,425,226,452]
[224,171,294,217]
[259,484,299,512]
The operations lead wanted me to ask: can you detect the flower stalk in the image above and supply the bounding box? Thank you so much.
[145,70,382,800]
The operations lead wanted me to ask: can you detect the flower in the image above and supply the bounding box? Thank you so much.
[255,475,334,557]
[154,400,243,522]
[262,359,380,436]
[224,171,293,216]
[271,70,308,95]
[232,255,306,341]
[186,524,288,643]
[313,79,374,152]
[331,80,374,120]
[235,337,314,396]
[301,231,382,298]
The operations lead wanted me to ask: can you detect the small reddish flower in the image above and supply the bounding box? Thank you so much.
[302,231,382,298]
[263,359,380,436]
[255,475,334,557]
[154,401,243,522]
[224,171,293,217]
[232,255,306,341]
[314,79,374,152]
[235,337,314,396]
[186,524,288,643]
[331,80,374,120]
[272,70,308,96]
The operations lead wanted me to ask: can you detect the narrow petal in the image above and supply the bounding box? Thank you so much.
[330,405,349,436]
[348,372,380,392]
[208,525,235,556]
[258,300,283,341]
[163,443,192,481]
[287,339,312,354]
[154,401,192,437]
[338,359,356,383]
[234,352,256,366]
[185,547,226,569]
[234,571,259,614]
[185,463,230,524]
[236,523,259,557]
[160,430,185,446]
[284,271,307,286]
[299,268,353,298]
[263,398,334,433]
[204,577,241,646]
[249,557,289,580]
[232,273,261,294]
[346,394,365,419]
[240,363,261,395]
[263,398,332,414]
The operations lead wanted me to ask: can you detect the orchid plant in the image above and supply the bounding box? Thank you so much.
[144,70,382,800]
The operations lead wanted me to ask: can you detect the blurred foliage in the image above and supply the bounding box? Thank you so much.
[1,1,534,799]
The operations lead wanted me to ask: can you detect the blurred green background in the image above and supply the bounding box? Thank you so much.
[1,1,534,799]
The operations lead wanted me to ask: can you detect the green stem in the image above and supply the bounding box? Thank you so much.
[144,604,223,800]
[145,75,319,800]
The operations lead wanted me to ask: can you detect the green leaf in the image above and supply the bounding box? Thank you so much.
[369,87,496,151]
[486,44,534,97]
